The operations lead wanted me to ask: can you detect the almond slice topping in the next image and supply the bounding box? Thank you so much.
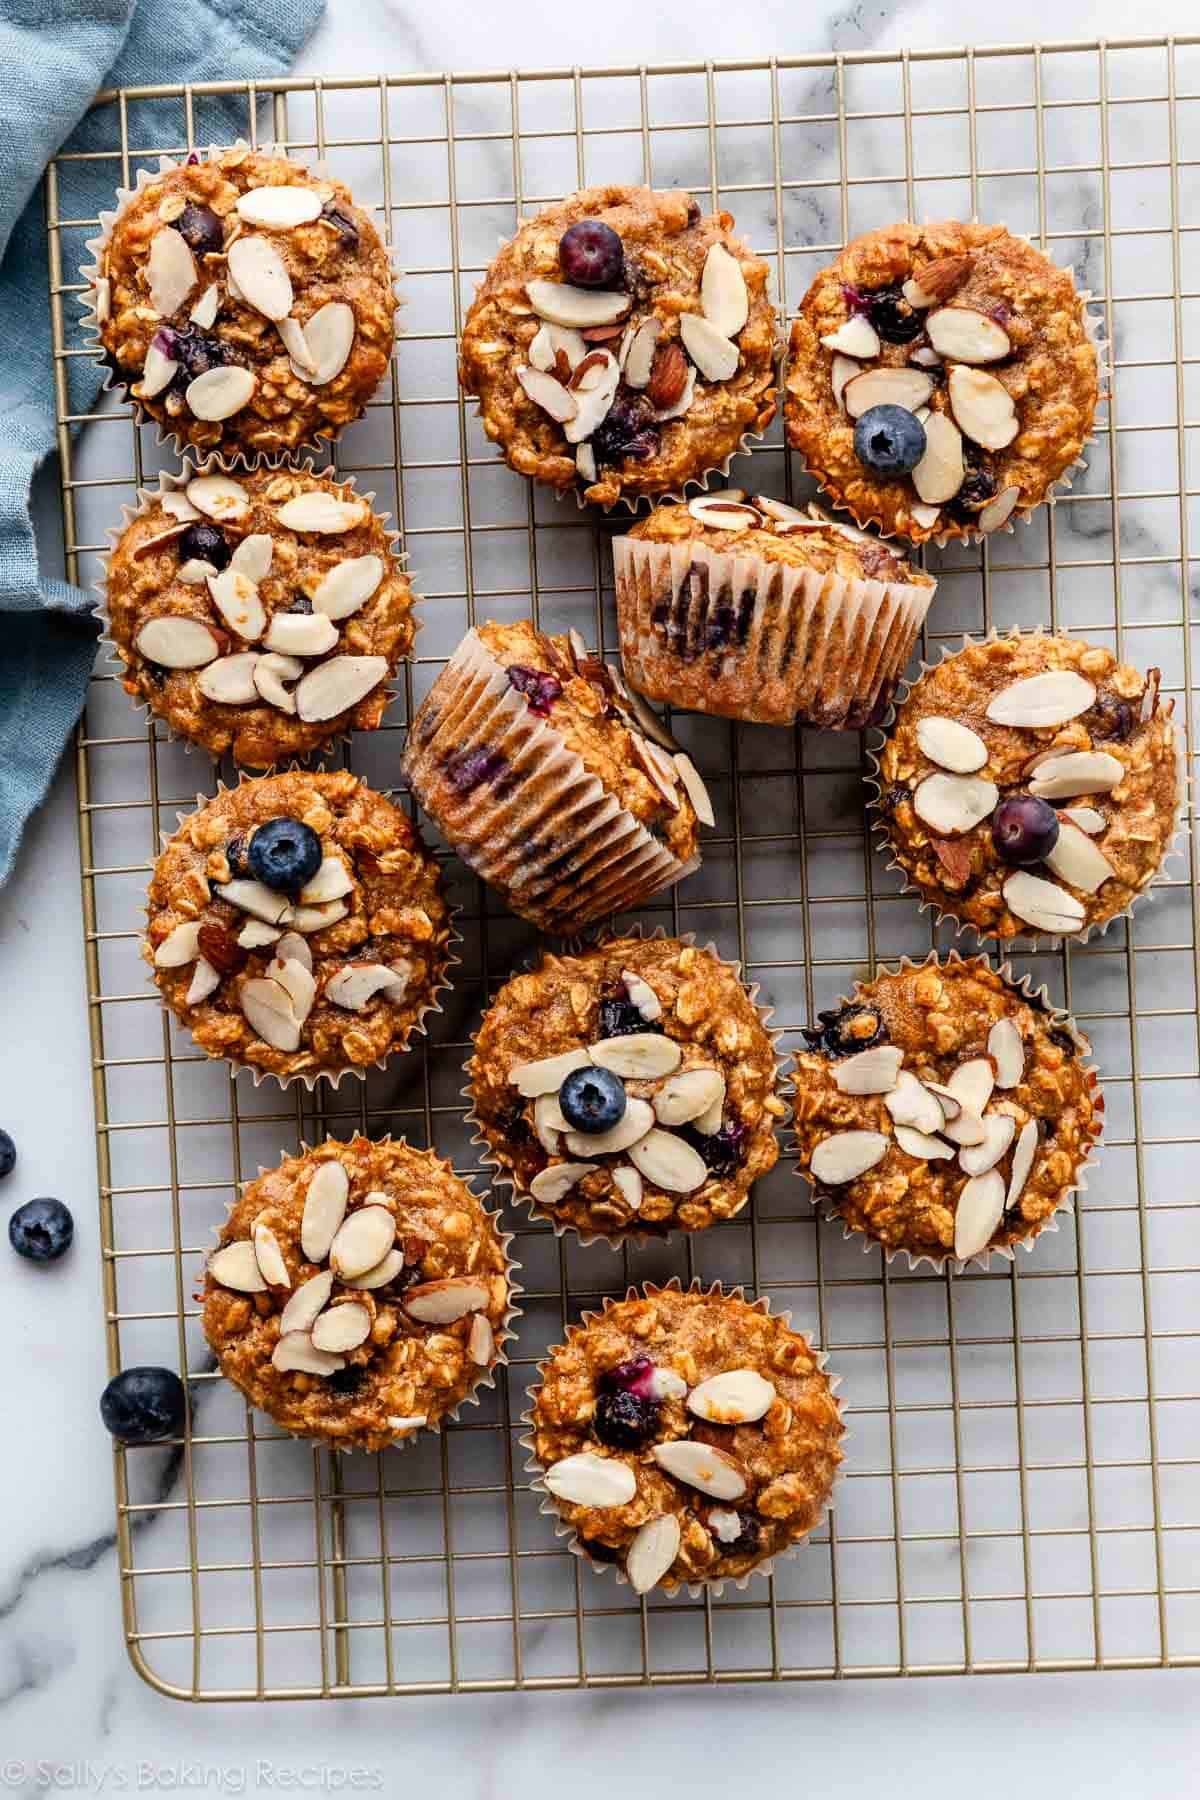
[208,1240,268,1293]
[953,1169,1006,1261]
[1063,806,1106,835]
[252,1220,291,1289]
[895,1124,956,1161]
[978,486,1021,534]
[1027,750,1123,800]
[1005,1119,1039,1213]
[959,1112,1016,1177]
[653,1069,726,1125]
[911,411,965,506]
[152,920,203,968]
[1043,820,1117,894]
[311,1302,372,1353]
[988,1017,1026,1089]
[925,306,1011,364]
[564,1098,654,1158]
[186,366,256,421]
[810,1130,889,1185]
[300,1161,349,1263]
[295,655,388,723]
[276,491,366,534]
[820,314,880,358]
[329,1205,396,1281]
[272,1333,345,1376]
[526,280,630,329]
[231,533,274,581]
[626,1515,681,1593]
[185,474,250,521]
[621,970,662,1021]
[529,1162,597,1205]
[679,312,739,381]
[544,1451,637,1508]
[139,339,179,398]
[530,320,588,372]
[403,1277,489,1325]
[510,1048,593,1096]
[687,1368,776,1425]
[239,975,301,1052]
[883,1070,945,1136]
[263,611,340,658]
[834,1045,904,1095]
[628,1129,708,1194]
[235,185,323,228]
[186,958,220,1005]
[290,302,356,387]
[135,617,220,669]
[831,353,858,410]
[311,555,384,620]
[252,652,302,714]
[207,568,265,641]
[915,716,988,774]
[591,1034,681,1079]
[280,1270,335,1336]
[147,227,197,315]
[347,1248,406,1291]
[985,670,1096,728]
[1002,871,1087,934]
[913,772,999,835]
[844,367,933,419]
[623,317,662,389]
[516,364,579,423]
[675,752,716,827]
[227,235,293,321]
[700,243,749,337]
[653,1439,747,1502]
[468,1313,495,1365]
[947,366,1018,450]
[686,496,761,533]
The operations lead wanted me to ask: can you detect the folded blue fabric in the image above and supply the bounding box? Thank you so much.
[0,0,324,882]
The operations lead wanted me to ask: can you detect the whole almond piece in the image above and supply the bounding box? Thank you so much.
[902,254,972,308]
[645,340,688,411]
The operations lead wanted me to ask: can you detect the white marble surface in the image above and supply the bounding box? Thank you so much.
[4,0,1200,1790]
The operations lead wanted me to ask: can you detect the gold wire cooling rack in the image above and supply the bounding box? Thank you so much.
[45,36,1200,1701]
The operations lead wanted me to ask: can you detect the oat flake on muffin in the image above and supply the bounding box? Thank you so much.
[460,185,778,508]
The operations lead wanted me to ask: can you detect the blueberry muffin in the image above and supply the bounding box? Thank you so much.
[86,146,396,458]
[526,1283,843,1593]
[872,632,1180,940]
[792,954,1103,1265]
[468,935,785,1240]
[401,620,712,934]
[614,494,935,727]
[784,221,1099,543]
[144,771,452,1083]
[460,185,778,508]
[203,1135,514,1451]
[104,465,413,764]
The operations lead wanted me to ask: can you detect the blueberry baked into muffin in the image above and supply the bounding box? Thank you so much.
[468,935,784,1240]
[104,465,413,764]
[784,221,1099,543]
[86,147,396,458]
[145,771,452,1082]
[202,1135,514,1451]
[614,493,935,728]
[402,620,713,934]
[526,1283,843,1593]
[460,185,778,508]
[792,954,1102,1265]
[872,632,1180,940]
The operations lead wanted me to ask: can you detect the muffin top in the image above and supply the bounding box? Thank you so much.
[792,956,1101,1263]
[145,771,452,1081]
[875,633,1179,940]
[529,1285,843,1592]
[469,935,784,1238]
[459,184,778,507]
[785,220,1099,544]
[91,147,395,457]
[625,495,934,587]
[105,465,413,764]
[202,1135,512,1452]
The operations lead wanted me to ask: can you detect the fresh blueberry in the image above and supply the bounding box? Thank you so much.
[247,817,323,893]
[321,202,359,247]
[679,1119,746,1176]
[174,203,224,256]
[854,404,927,478]
[558,219,625,288]
[160,324,237,389]
[593,1387,658,1449]
[100,1366,187,1443]
[558,1065,626,1134]
[9,1198,74,1263]
[591,392,661,467]
[991,795,1060,866]
[862,283,925,344]
[1090,695,1134,742]
[445,747,508,794]
[507,664,563,716]
[178,522,230,571]
[801,1002,887,1058]
[0,1130,14,1180]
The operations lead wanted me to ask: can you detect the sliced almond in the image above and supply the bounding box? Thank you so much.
[621,970,662,1021]
[902,255,972,308]
[299,858,353,906]
[844,367,933,419]
[1002,870,1087,934]
[675,752,716,827]
[274,931,313,972]
[809,1129,889,1185]
[237,919,282,950]
[161,491,201,523]
[139,339,179,398]
[264,611,339,657]
[1044,820,1117,894]
[239,975,301,1051]
[653,1069,725,1126]
[988,1017,1025,1089]
[925,306,1011,364]
[831,353,858,410]
[1006,1118,1039,1213]
[280,1269,335,1335]
[526,280,630,329]
[178,557,218,584]
[1063,806,1106,835]
[958,1112,1017,1178]
[215,877,291,925]
[612,1165,643,1211]
[511,1048,593,1096]
[153,920,203,968]
[533,1090,567,1153]
[295,655,388,722]
[302,1161,351,1263]
[516,364,579,422]
[276,491,365,534]
[135,617,220,669]
[132,523,190,561]
[953,1168,1006,1260]
[686,496,761,533]
[403,1277,490,1325]
[937,1110,987,1150]
[253,651,302,714]
[693,1089,724,1136]
[530,320,588,372]
[311,554,384,620]
[230,533,274,581]
[529,1161,596,1205]
[916,716,988,774]
[565,1097,654,1158]
[235,185,323,228]
[978,486,1020,534]
[1028,750,1123,800]
[575,442,597,481]
[911,411,965,506]
[272,313,317,373]
[266,953,316,1024]
[884,1070,945,1136]
[623,317,662,389]
[895,1124,955,1160]
[93,275,111,323]
[291,301,356,386]
[820,314,881,358]
[591,1034,682,1079]
[647,1366,688,1401]
[272,1332,344,1377]
[687,1368,775,1425]
[563,350,619,444]
[311,1301,371,1352]
[628,1128,708,1194]
[653,1439,746,1502]
[227,235,292,320]
[626,1514,681,1594]
[186,474,249,522]
[329,1205,396,1281]
[913,772,998,835]
[679,311,739,381]
[207,568,265,641]
[147,227,197,315]
[700,243,749,337]
[186,365,256,421]
[252,1220,291,1288]
[985,670,1096,729]
[325,961,409,1011]
[631,732,682,807]
[185,958,221,1005]
[468,1312,495,1365]
[909,345,943,367]
[947,365,1018,450]
[924,1082,963,1123]
[544,1450,636,1508]
[347,1248,406,1291]
[834,1045,904,1096]
[947,1056,996,1117]
[208,1239,267,1293]
[387,1413,428,1435]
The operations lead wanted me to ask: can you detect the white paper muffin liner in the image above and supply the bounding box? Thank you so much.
[864,624,1189,948]
[612,532,934,728]
[791,947,1105,1275]
[95,455,419,770]
[201,1134,521,1452]
[400,627,702,935]
[786,226,1109,549]
[144,772,460,1092]
[79,140,405,468]
[520,1277,845,1599]
[461,924,791,1249]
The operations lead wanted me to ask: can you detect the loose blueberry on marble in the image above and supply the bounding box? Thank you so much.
[593,1386,658,1449]
[0,1128,15,1180]
[247,817,323,893]
[173,202,224,256]
[9,1197,74,1262]
[100,1366,187,1443]
[559,219,624,288]
[507,664,563,716]
[558,1065,626,1134]
[854,404,926,477]
[991,795,1060,866]
[178,521,231,572]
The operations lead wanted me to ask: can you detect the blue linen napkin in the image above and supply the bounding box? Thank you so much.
[0,0,325,883]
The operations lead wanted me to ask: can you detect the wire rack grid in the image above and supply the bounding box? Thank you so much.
[44,36,1200,1702]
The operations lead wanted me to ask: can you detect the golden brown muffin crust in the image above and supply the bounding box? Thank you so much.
[626,499,933,586]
